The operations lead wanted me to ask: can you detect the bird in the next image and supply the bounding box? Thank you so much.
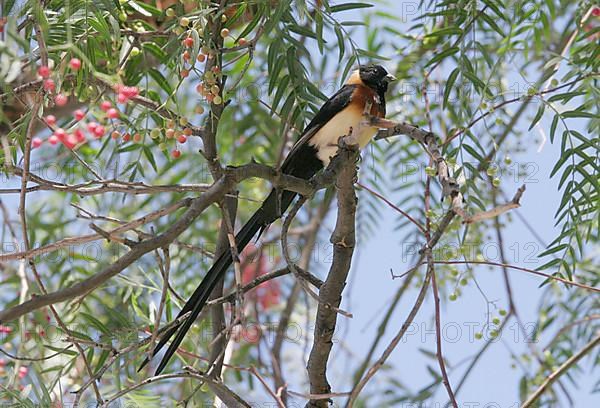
[140,64,396,375]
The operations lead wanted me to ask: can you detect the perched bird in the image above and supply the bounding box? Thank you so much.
[141,64,396,374]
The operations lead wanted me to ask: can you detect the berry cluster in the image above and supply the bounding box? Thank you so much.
[178,25,247,107]
[31,62,148,153]
[32,61,193,158]
[39,58,81,106]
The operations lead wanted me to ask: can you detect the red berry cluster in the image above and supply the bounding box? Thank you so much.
[164,119,192,159]
[38,58,82,105]
[114,84,139,103]
[39,99,132,150]
[33,59,189,159]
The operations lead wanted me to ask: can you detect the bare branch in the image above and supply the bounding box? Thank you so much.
[307,142,359,407]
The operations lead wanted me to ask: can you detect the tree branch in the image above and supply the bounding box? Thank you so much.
[306,142,359,407]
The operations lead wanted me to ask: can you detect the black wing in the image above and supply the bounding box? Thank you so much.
[281,84,357,175]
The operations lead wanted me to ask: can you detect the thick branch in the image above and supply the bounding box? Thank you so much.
[306,143,359,407]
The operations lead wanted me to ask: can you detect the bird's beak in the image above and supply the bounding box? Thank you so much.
[385,74,397,83]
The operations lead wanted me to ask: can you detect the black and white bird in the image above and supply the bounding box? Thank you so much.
[141,64,396,374]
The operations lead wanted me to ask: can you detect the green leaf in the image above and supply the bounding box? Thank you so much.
[538,243,568,257]
[550,114,559,143]
[148,68,173,95]
[528,104,545,130]
[357,48,390,60]
[127,1,156,17]
[143,145,158,172]
[425,27,463,38]
[142,42,167,60]
[315,10,324,54]
[480,12,505,36]
[80,312,110,335]
[288,23,319,39]
[329,2,374,13]
[334,25,346,62]
[462,144,484,162]
[443,68,460,108]
[562,110,595,118]
[425,46,459,67]
[238,4,265,38]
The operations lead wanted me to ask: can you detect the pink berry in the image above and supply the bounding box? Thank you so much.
[106,108,119,119]
[48,135,59,145]
[100,101,112,111]
[18,366,28,379]
[45,115,56,126]
[31,137,43,148]
[54,94,68,106]
[593,7,600,17]
[117,93,127,103]
[63,134,78,149]
[38,65,50,78]
[127,86,139,97]
[74,109,85,121]
[177,134,187,144]
[43,79,56,92]
[183,37,194,47]
[94,125,105,138]
[74,129,86,143]
[54,128,67,139]
[86,122,98,132]
[171,149,181,158]
[69,58,81,70]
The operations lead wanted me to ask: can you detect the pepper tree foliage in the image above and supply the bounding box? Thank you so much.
[0,0,598,406]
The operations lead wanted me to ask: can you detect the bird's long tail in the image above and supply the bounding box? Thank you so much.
[139,189,295,374]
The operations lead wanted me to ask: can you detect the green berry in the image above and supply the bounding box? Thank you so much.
[158,142,167,151]
[492,317,500,325]
[150,129,161,139]
[475,332,483,340]
[449,293,457,301]
[527,87,536,96]
[550,78,559,87]
[492,177,501,187]
[486,165,498,176]
[490,330,499,338]
[130,46,140,57]
[425,166,437,177]
[460,278,468,286]
[504,156,512,165]
[499,309,507,316]
[180,17,190,27]
[166,8,176,17]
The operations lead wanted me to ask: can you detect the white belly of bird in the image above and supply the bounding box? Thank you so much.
[308,109,377,166]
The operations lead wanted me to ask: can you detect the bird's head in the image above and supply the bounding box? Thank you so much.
[358,64,396,93]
